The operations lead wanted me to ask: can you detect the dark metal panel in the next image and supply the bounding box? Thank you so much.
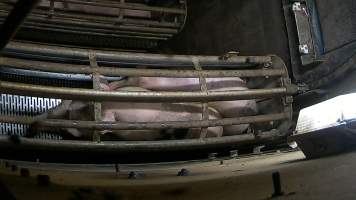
[0,0,40,51]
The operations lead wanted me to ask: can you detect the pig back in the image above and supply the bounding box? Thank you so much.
[132,77,258,135]
[101,86,223,140]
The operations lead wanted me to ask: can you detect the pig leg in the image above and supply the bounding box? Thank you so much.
[27,100,73,137]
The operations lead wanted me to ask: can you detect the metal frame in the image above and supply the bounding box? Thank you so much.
[0,0,187,48]
[4,42,272,67]
[0,43,298,146]
[0,0,295,158]
[0,0,40,51]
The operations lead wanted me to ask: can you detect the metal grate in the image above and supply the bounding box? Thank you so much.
[0,93,62,139]
[0,67,90,139]
[0,0,187,49]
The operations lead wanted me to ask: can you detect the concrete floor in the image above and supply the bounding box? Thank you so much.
[3,150,356,199]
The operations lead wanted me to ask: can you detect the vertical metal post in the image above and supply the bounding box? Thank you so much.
[48,0,55,19]
[116,0,125,24]
[192,57,209,138]
[0,0,40,52]
[89,51,102,142]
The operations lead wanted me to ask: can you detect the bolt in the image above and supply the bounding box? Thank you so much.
[263,62,272,68]
[20,168,30,177]
[292,2,302,11]
[299,44,309,55]
[177,169,189,177]
[37,175,50,186]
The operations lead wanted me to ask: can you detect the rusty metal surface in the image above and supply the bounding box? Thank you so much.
[0,129,282,152]
[0,113,290,131]
[0,39,294,161]
[0,81,291,102]
[4,41,272,67]
[0,57,286,78]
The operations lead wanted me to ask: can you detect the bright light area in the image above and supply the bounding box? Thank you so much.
[296,93,356,134]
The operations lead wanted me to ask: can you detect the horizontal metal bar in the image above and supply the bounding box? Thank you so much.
[4,42,272,67]
[54,0,186,15]
[0,66,123,82]
[0,130,281,152]
[0,2,182,28]
[0,81,290,102]
[0,13,175,38]
[0,57,286,78]
[0,113,290,130]
[16,23,169,41]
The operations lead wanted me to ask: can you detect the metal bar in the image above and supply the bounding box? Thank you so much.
[53,0,186,15]
[13,23,169,41]
[192,57,209,138]
[0,113,290,130]
[89,51,102,142]
[0,57,286,78]
[0,81,290,102]
[0,14,174,38]
[0,0,40,51]
[4,42,272,67]
[0,3,181,28]
[0,130,281,152]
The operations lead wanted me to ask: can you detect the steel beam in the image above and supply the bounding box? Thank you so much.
[0,0,40,51]
[0,81,293,102]
[0,57,286,78]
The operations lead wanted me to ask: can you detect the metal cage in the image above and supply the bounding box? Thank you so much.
[0,0,187,49]
[0,41,296,162]
[0,0,296,163]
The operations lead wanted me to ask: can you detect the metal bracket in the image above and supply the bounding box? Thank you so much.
[218,51,240,61]
[291,1,324,66]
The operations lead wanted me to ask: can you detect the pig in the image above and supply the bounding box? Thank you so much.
[31,85,223,141]
[31,76,256,140]
[108,77,258,136]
